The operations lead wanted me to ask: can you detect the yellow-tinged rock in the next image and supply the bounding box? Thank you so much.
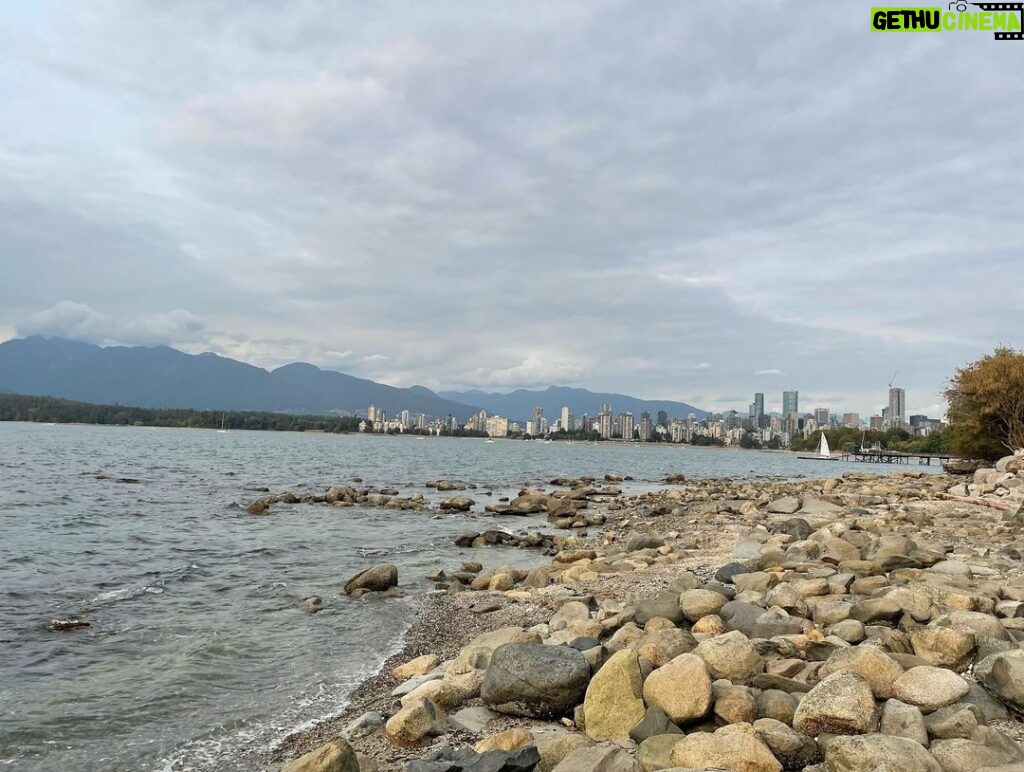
[475,728,535,753]
[582,649,646,741]
[641,652,711,725]
[391,654,439,681]
[282,739,359,772]
[670,728,782,772]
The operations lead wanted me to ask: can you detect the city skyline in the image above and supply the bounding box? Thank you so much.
[362,378,937,445]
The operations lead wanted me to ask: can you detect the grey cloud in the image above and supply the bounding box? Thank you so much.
[22,302,207,347]
[1,1,1021,414]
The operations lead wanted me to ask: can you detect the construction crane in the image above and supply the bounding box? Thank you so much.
[888,371,898,389]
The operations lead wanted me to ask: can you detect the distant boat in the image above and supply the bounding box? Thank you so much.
[216,414,229,433]
[484,439,496,443]
[799,431,839,461]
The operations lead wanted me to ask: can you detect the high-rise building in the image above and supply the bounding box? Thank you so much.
[560,406,571,432]
[470,410,487,433]
[782,390,799,419]
[754,393,764,420]
[888,387,906,429]
[814,407,830,427]
[870,414,884,431]
[619,412,635,441]
[367,404,377,422]
[598,403,613,439]
[842,412,860,428]
[400,409,410,429]
[639,411,652,441]
[485,415,509,438]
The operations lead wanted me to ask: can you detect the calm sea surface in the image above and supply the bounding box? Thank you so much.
[0,423,931,771]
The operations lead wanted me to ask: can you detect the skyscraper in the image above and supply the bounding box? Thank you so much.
[638,411,652,441]
[888,387,906,429]
[814,407,829,427]
[782,390,799,419]
[560,405,571,432]
[619,412,635,441]
[598,403,613,439]
[754,393,764,420]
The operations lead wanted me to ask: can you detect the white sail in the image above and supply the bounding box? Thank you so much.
[818,431,830,457]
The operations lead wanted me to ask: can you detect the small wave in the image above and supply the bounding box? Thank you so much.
[89,585,165,604]
[356,545,426,557]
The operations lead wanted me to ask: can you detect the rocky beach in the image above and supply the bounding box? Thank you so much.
[263,454,1024,772]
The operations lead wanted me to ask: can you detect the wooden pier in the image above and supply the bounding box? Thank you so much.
[849,449,954,465]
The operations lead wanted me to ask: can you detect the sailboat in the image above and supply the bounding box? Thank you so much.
[217,414,230,434]
[798,431,838,461]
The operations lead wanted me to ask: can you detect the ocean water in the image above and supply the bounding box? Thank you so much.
[0,423,932,771]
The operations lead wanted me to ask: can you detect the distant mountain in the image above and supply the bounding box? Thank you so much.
[438,385,707,423]
[0,337,479,419]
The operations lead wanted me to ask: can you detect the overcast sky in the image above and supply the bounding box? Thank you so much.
[1,1,1021,417]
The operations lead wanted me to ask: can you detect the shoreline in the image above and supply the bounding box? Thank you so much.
[264,464,1024,771]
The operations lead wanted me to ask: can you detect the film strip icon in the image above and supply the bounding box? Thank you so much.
[968,2,1024,38]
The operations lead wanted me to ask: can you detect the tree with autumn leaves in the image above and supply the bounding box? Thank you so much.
[945,346,1024,462]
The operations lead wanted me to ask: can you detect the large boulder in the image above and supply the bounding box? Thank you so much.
[929,738,1021,771]
[892,666,970,713]
[753,718,821,770]
[792,671,876,737]
[641,652,712,725]
[714,685,758,725]
[678,589,728,622]
[635,628,697,667]
[776,517,813,540]
[629,706,682,743]
[879,699,927,746]
[909,627,976,672]
[282,740,359,772]
[550,745,641,772]
[694,630,764,683]
[443,628,540,707]
[582,650,645,741]
[670,726,783,772]
[384,697,448,747]
[508,493,551,514]
[482,644,590,718]
[344,564,398,594]
[475,728,535,753]
[636,734,684,771]
[534,733,595,772]
[817,647,904,700]
[823,733,942,772]
[768,496,801,514]
[439,496,475,512]
[393,655,440,681]
[982,651,1024,712]
[634,592,685,627]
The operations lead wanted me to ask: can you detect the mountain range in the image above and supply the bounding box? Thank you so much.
[439,386,706,423]
[0,336,478,419]
[0,336,707,422]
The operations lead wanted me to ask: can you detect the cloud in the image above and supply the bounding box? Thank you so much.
[0,2,1021,416]
[20,301,207,347]
[457,355,589,390]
